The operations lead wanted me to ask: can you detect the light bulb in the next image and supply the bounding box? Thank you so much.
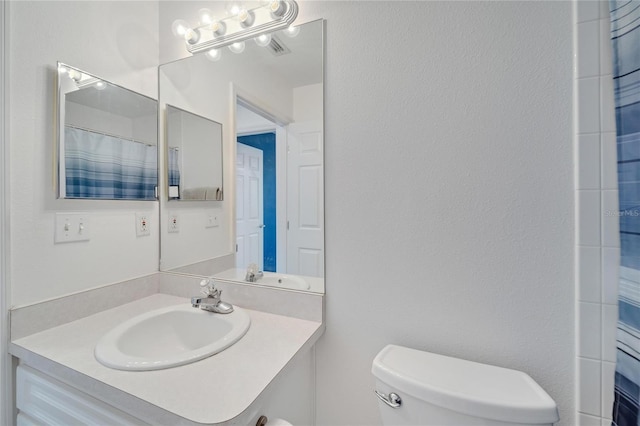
[269,1,285,17]
[211,20,226,36]
[184,28,201,45]
[58,65,68,75]
[283,24,299,37]
[255,33,272,47]
[226,2,241,16]
[238,9,254,27]
[198,8,214,26]
[94,81,107,90]
[205,48,222,62]
[171,19,191,38]
[228,41,245,54]
[67,69,82,82]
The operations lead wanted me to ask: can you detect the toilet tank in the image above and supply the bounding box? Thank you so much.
[372,345,559,426]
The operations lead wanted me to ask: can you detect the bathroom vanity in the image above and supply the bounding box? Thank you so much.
[9,274,324,425]
[9,5,327,423]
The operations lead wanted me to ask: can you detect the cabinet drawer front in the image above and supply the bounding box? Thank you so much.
[17,365,147,425]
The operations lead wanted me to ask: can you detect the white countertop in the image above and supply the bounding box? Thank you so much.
[10,293,324,425]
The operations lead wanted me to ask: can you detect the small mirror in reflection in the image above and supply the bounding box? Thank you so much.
[165,105,224,201]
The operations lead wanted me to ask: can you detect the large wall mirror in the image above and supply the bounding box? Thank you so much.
[56,63,158,200]
[159,19,324,293]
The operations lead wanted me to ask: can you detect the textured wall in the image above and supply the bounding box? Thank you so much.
[9,1,160,306]
[299,2,574,425]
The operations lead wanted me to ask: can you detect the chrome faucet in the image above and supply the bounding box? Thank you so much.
[245,270,264,283]
[245,263,264,283]
[191,279,234,314]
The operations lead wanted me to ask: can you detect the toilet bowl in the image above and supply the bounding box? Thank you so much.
[372,345,559,426]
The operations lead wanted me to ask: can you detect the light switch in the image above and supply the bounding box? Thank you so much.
[55,213,90,243]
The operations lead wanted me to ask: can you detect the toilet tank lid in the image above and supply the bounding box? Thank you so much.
[371,345,559,424]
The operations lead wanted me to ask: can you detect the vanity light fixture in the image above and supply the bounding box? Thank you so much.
[228,41,246,54]
[282,24,300,38]
[205,48,222,62]
[59,65,106,90]
[171,0,298,56]
[254,33,272,47]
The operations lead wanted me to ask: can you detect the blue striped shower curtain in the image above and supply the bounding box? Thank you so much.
[611,1,640,424]
[64,127,158,200]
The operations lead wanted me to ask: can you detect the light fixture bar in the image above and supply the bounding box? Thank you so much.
[185,1,298,54]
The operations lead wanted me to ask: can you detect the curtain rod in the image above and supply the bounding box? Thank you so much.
[64,124,156,147]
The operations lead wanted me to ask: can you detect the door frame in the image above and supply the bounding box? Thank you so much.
[231,84,290,271]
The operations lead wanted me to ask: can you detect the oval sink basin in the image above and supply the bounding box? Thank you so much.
[95,304,250,371]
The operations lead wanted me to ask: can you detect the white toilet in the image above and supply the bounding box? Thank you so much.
[372,345,559,425]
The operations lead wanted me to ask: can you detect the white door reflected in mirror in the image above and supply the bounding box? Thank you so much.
[286,120,324,277]
[236,143,264,271]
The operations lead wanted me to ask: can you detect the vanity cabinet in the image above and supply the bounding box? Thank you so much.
[15,345,315,426]
[16,365,146,425]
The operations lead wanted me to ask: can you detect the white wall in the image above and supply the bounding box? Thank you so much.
[574,1,619,423]
[179,112,223,190]
[293,83,322,123]
[0,0,10,423]
[132,113,158,145]
[304,2,573,425]
[65,103,137,140]
[159,58,236,270]
[9,1,160,307]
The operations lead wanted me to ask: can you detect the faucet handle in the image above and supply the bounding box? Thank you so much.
[199,279,216,296]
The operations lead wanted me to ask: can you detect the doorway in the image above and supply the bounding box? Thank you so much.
[235,102,280,272]
[235,97,324,277]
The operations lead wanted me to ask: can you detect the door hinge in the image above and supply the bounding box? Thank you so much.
[287,221,289,230]
[235,244,238,252]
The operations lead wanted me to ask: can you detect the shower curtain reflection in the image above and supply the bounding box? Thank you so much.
[64,127,157,200]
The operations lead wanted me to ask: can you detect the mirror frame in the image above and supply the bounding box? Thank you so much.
[55,62,159,201]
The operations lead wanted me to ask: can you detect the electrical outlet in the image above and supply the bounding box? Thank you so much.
[136,213,151,237]
[168,213,180,233]
[205,212,219,228]
[55,213,90,243]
